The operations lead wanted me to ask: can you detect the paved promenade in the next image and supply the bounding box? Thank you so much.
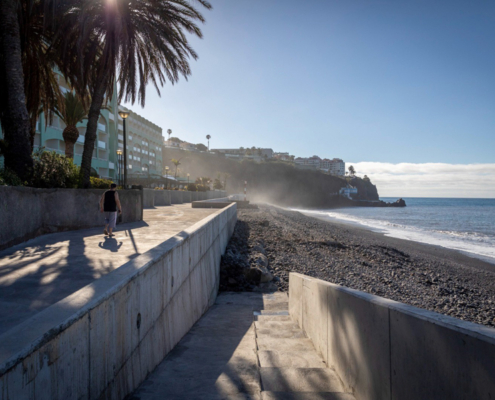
[0,204,217,335]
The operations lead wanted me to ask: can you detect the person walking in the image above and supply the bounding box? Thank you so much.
[100,183,122,237]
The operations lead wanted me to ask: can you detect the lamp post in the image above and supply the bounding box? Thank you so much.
[116,149,123,187]
[187,173,190,186]
[118,110,130,188]
[165,166,169,189]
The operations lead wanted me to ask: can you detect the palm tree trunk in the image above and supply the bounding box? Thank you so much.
[0,0,33,181]
[64,138,75,159]
[80,68,110,188]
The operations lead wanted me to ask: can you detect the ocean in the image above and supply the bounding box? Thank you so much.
[295,198,495,264]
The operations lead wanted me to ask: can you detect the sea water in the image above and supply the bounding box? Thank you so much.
[295,198,495,264]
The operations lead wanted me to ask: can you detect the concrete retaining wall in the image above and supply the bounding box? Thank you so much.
[154,190,171,206]
[0,203,237,400]
[182,191,192,203]
[170,190,184,204]
[0,186,143,251]
[289,272,495,400]
[191,192,199,202]
[143,188,155,208]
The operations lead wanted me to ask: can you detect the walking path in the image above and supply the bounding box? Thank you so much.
[131,292,355,400]
[0,204,217,335]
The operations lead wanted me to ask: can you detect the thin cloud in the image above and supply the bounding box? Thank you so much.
[348,162,495,198]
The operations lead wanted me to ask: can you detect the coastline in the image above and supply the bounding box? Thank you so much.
[298,209,495,273]
[220,204,495,328]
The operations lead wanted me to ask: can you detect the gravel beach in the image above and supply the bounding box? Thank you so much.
[220,204,495,328]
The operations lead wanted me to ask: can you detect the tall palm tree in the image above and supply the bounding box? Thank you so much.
[206,134,211,151]
[0,0,33,180]
[54,92,88,159]
[65,0,211,187]
[171,158,182,179]
[167,129,172,142]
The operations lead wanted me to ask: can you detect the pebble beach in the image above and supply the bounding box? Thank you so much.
[220,204,495,328]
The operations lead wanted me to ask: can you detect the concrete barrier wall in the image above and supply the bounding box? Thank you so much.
[154,190,171,206]
[170,191,184,204]
[143,188,155,208]
[0,186,143,251]
[198,192,207,201]
[191,192,199,202]
[289,272,495,400]
[0,203,238,400]
[182,191,192,203]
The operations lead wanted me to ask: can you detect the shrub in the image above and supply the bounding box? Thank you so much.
[186,183,197,191]
[31,150,80,188]
[90,176,114,189]
[196,184,208,192]
[0,168,24,186]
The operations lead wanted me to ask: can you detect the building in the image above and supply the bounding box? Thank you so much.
[179,142,197,151]
[163,139,181,149]
[212,148,274,160]
[0,73,119,179]
[118,106,163,178]
[294,156,345,176]
[273,152,294,162]
[339,186,358,199]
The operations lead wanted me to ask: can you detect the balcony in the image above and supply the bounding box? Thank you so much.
[109,113,115,121]
[98,123,106,133]
[118,134,123,141]
[118,124,123,131]
[77,136,85,144]
[98,141,106,149]
[109,162,115,169]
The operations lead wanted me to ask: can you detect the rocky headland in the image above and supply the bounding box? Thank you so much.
[220,204,495,328]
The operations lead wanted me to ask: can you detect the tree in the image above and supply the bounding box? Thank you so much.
[195,176,211,186]
[169,137,182,143]
[213,176,223,190]
[68,0,212,187]
[54,92,88,159]
[206,134,211,151]
[167,129,172,141]
[196,143,207,152]
[171,158,182,179]
[0,0,33,180]
[348,165,356,176]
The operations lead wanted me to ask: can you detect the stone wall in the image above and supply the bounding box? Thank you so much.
[0,203,237,400]
[0,186,143,250]
[289,272,495,400]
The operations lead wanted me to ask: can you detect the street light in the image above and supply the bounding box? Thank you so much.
[187,173,190,186]
[116,149,123,187]
[165,166,169,189]
[118,110,130,188]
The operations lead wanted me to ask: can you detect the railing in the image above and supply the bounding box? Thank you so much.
[118,124,123,131]
[109,113,115,121]
[77,136,85,143]
[98,141,106,149]
[98,123,106,132]
[118,134,123,141]
[108,162,115,169]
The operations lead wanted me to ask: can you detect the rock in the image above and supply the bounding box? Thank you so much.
[252,252,269,268]
[259,266,274,283]
[244,266,261,282]
[252,245,266,255]
[228,278,237,285]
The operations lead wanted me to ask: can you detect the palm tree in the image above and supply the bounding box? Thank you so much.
[54,92,88,159]
[348,165,356,176]
[206,134,211,151]
[66,0,212,187]
[171,158,182,179]
[167,129,172,142]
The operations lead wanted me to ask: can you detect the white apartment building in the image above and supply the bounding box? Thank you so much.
[294,156,345,176]
[273,152,294,161]
[213,148,274,159]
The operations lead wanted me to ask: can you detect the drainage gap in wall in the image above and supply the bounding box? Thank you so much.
[171,276,174,288]
[136,313,142,330]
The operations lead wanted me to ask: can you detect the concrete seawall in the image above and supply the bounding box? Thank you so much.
[142,190,226,208]
[0,186,142,251]
[289,272,495,400]
[0,203,237,400]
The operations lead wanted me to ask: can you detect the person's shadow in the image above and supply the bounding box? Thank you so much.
[98,237,123,252]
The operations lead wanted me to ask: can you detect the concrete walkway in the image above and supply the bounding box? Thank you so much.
[0,204,217,335]
[130,292,355,400]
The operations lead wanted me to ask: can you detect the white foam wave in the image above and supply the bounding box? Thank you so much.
[293,208,495,264]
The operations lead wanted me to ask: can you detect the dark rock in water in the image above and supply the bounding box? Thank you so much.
[387,198,406,207]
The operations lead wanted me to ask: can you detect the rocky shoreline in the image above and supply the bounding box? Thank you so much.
[219,204,495,328]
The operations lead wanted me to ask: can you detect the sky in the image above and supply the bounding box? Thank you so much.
[123,0,495,198]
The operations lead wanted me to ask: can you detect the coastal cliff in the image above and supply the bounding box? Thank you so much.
[162,149,402,208]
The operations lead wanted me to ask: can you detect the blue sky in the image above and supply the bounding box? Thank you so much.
[124,0,495,196]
